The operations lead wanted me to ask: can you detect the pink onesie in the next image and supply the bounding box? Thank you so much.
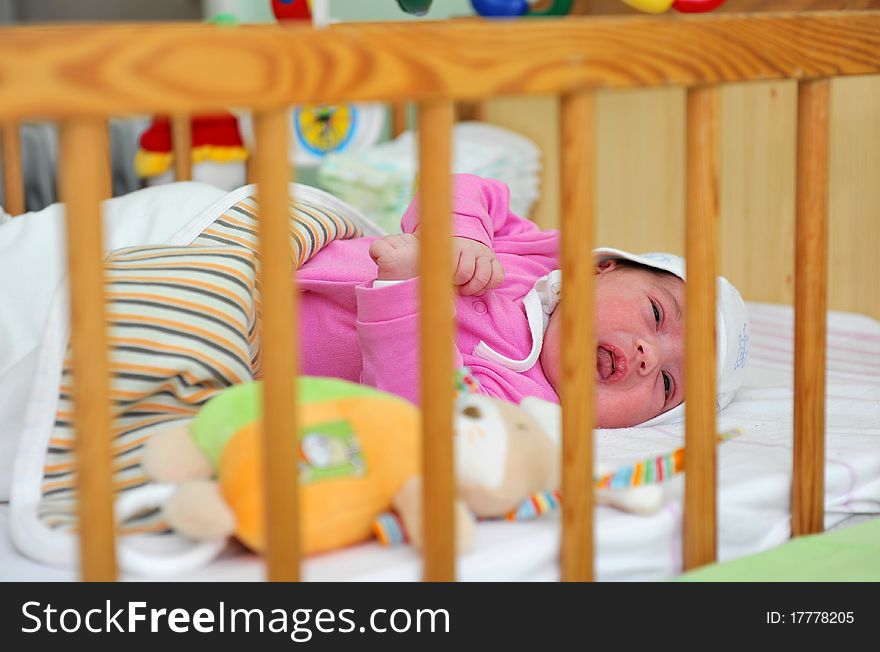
[296,174,560,405]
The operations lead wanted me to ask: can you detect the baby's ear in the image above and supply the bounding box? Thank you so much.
[595,258,619,275]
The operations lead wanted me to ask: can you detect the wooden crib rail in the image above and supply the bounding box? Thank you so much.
[560,91,597,580]
[793,80,830,536]
[171,114,193,182]
[1,121,24,215]
[253,109,301,581]
[1,13,880,121]
[59,120,117,581]
[684,86,720,570]
[5,11,870,582]
[418,101,456,581]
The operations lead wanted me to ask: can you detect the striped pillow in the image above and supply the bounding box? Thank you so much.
[39,193,362,535]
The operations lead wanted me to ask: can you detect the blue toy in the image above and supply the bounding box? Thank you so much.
[471,0,572,17]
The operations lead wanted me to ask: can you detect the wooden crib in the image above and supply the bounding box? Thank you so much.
[1,10,878,582]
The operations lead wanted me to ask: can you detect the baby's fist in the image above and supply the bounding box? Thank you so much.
[369,233,420,281]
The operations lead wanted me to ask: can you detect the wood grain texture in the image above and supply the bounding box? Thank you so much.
[792,79,830,538]
[596,87,685,254]
[683,86,719,571]
[60,119,117,581]
[721,80,797,305]
[559,90,596,582]
[418,100,456,582]
[254,108,301,581]
[828,76,880,321]
[172,113,192,181]
[1,13,880,120]
[1,121,24,215]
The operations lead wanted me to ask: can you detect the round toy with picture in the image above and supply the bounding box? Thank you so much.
[237,104,385,167]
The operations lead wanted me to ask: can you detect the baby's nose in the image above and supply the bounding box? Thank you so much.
[635,338,659,376]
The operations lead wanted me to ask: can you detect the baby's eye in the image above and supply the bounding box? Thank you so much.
[662,372,671,399]
[651,300,661,326]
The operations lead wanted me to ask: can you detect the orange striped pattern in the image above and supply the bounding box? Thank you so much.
[39,192,361,535]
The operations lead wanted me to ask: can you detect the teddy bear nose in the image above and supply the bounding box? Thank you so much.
[462,405,482,419]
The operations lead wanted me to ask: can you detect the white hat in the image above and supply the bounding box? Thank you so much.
[472,248,750,426]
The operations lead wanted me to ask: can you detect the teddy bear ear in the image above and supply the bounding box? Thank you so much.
[518,396,561,446]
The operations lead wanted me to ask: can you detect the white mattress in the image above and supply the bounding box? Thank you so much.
[2,301,878,581]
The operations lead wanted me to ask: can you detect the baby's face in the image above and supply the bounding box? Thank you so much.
[540,261,686,428]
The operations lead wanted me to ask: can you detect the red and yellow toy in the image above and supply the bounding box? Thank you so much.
[135,113,248,189]
[271,0,312,21]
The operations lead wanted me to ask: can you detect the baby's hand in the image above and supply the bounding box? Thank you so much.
[451,237,504,297]
[369,233,420,281]
[369,234,505,296]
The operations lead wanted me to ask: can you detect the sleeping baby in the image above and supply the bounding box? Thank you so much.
[296,174,749,428]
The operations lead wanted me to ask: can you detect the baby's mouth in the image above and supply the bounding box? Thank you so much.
[597,346,615,380]
[596,344,625,382]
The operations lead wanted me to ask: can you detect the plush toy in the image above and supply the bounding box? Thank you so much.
[142,372,568,556]
[135,113,248,190]
[143,377,443,555]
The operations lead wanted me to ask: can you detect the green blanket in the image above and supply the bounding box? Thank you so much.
[676,517,880,582]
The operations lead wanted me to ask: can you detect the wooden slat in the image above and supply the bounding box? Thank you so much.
[683,85,719,572]
[559,90,596,582]
[456,101,486,123]
[59,119,117,581]
[99,119,113,200]
[391,102,408,137]
[254,107,300,581]
[172,114,192,181]
[1,13,880,119]
[792,79,830,537]
[418,99,455,582]
[1,121,24,215]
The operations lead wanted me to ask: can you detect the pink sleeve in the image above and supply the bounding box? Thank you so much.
[400,173,547,249]
[355,279,464,406]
